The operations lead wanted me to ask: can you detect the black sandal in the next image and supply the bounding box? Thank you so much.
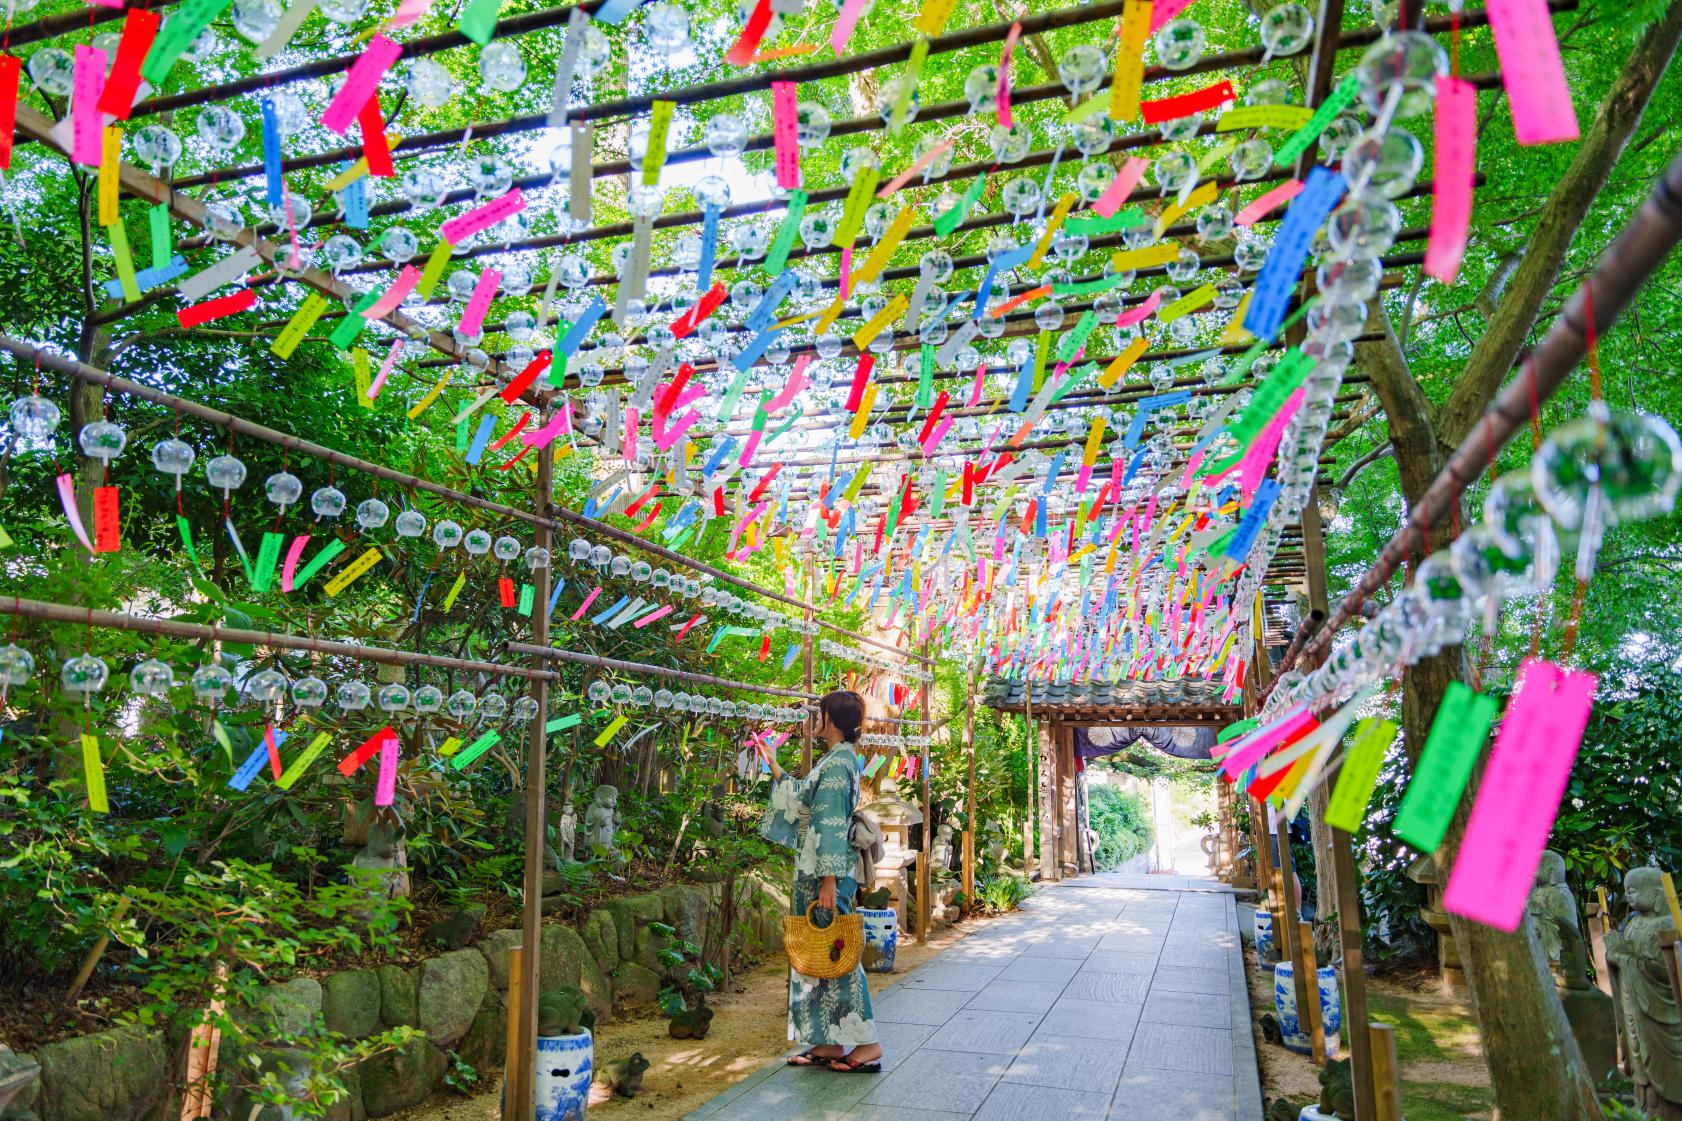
[827,1055,882,1073]
[787,1047,836,1066]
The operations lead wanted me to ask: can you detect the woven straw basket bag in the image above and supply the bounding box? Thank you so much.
[783,902,864,979]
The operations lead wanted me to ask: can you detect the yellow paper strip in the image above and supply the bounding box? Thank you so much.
[407,369,453,419]
[352,348,374,408]
[833,166,882,249]
[277,732,333,790]
[915,0,957,36]
[1159,282,1217,323]
[853,294,907,352]
[1216,104,1314,132]
[108,221,141,303]
[848,383,878,438]
[843,462,873,503]
[1028,193,1078,269]
[437,735,464,758]
[593,713,629,747]
[1109,0,1152,122]
[1066,95,1107,125]
[890,38,929,132]
[1221,292,1254,345]
[643,100,675,186]
[81,733,108,813]
[1098,336,1150,388]
[271,293,329,359]
[813,294,848,336]
[417,238,455,298]
[775,309,822,330]
[852,205,919,285]
[1081,415,1108,465]
[442,569,468,611]
[98,126,122,227]
[1155,180,1219,238]
[323,547,384,597]
[1110,244,1182,271]
[1663,873,1682,939]
[325,158,370,192]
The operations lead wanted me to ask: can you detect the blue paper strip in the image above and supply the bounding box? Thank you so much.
[733,326,782,373]
[261,99,284,209]
[974,243,1034,321]
[697,204,719,289]
[103,254,188,299]
[592,0,642,22]
[341,172,369,230]
[557,297,607,356]
[464,413,497,464]
[746,270,800,333]
[229,728,287,792]
[1243,166,1346,342]
[1223,478,1282,561]
[590,594,631,625]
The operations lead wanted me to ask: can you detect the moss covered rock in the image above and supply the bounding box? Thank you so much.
[323,969,382,1039]
[417,950,488,1046]
[34,1025,168,1121]
[359,1040,447,1117]
[376,964,417,1029]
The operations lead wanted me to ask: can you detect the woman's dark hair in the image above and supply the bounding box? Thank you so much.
[818,690,865,743]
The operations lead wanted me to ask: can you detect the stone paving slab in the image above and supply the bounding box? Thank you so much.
[683,873,1262,1121]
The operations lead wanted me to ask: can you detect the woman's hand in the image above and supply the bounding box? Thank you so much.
[817,875,837,911]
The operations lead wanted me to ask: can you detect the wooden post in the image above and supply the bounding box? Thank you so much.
[504,446,553,1121]
[962,669,977,911]
[917,636,933,941]
[179,961,226,1121]
[503,946,525,1108]
[1039,719,1059,881]
[1298,921,1328,1064]
[1023,697,1036,879]
[1333,828,1377,1121]
[1275,812,1319,1065]
[802,556,815,772]
[1369,1023,1401,1121]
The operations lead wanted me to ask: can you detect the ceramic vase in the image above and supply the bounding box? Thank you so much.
[1273,961,1342,1057]
[1254,909,1276,964]
[1297,1108,1340,1120]
[535,1030,593,1121]
[860,907,898,972]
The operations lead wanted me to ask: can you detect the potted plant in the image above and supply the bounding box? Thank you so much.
[535,986,595,1121]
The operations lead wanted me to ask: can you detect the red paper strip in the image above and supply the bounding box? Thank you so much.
[631,502,661,533]
[672,283,728,338]
[500,350,553,402]
[726,0,775,66]
[0,56,17,172]
[264,725,284,780]
[358,99,394,177]
[771,80,801,189]
[487,412,531,452]
[758,634,772,661]
[917,391,950,444]
[712,487,727,516]
[1139,80,1236,125]
[498,576,517,607]
[674,612,704,641]
[845,354,875,412]
[748,464,781,503]
[97,8,159,119]
[655,362,695,417]
[177,288,256,328]
[338,724,397,776]
[625,482,659,517]
[93,486,121,553]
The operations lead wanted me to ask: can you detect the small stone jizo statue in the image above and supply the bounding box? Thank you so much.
[556,800,577,864]
[1527,850,1589,989]
[584,784,626,872]
[1606,867,1682,1119]
[930,823,955,879]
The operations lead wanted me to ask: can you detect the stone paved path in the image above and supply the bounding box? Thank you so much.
[684,873,1262,1121]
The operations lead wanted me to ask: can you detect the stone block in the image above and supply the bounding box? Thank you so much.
[602,894,665,964]
[322,969,382,1039]
[609,963,662,1014]
[658,884,711,946]
[1561,986,1618,1083]
[34,1025,168,1121]
[580,909,619,975]
[456,990,507,1076]
[376,964,417,1029]
[477,928,523,990]
[260,977,323,1039]
[359,1040,447,1117]
[537,924,588,993]
[322,1060,365,1121]
[417,950,489,1047]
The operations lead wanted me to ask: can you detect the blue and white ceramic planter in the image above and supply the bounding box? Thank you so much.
[1254,910,1276,963]
[535,1030,592,1121]
[1273,962,1342,1056]
[860,907,898,972]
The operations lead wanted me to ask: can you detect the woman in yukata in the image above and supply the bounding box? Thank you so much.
[764,689,882,1073]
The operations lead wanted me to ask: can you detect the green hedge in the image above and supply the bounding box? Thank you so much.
[1089,784,1154,870]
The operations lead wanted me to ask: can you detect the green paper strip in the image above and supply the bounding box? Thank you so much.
[1325,718,1398,833]
[917,344,935,409]
[929,469,946,518]
[148,204,172,271]
[1031,330,1050,393]
[450,730,502,770]
[455,416,471,453]
[593,713,628,747]
[177,515,201,569]
[1274,72,1361,168]
[933,173,987,238]
[108,221,141,302]
[252,530,284,593]
[546,713,584,732]
[546,347,568,387]
[1056,311,1099,364]
[329,292,381,348]
[1053,272,1134,297]
[456,0,502,44]
[1064,208,1146,237]
[277,732,332,790]
[1392,682,1498,852]
[141,0,234,84]
[889,37,928,132]
[417,238,454,298]
[517,583,534,615]
[765,191,806,274]
[291,537,347,590]
[1050,362,1096,406]
[715,364,754,421]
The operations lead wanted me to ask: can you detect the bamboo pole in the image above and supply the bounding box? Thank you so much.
[66,897,128,1003]
[1369,1023,1401,1121]
[962,663,978,912]
[501,947,526,1121]
[916,636,933,942]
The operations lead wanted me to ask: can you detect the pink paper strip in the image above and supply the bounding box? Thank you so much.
[1148,0,1194,33]
[1234,179,1303,227]
[368,338,403,399]
[1425,77,1476,283]
[969,363,987,407]
[322,35,402,136]
[1115,290,1163,328]
[440,188,526,246]
[281,534,310,592]
[632,603,675,628]
[652,407,699,451]
[456,268,500,335]
[1179,446,1207,489]
[56,473,95,552]
[389,0,434,28]
[1091,156,1148,218]
[768,355,810,411]
[1487,0,1579,145]
[996,22,1022,128]
[830,0,870,54]
[374,729,399,806]
[1235,386,1307,497]
[919,416,953,456]
[1216,703,1316,778]
[839,245,853,298]
[738,430,764,468]
[571,586,602,621]
[361,264,422,319]
[771,81,801,190]
[522,410,570,449]
[1442,660,1597,931]
[878,138,955,199]
[72,46,108,167]
[1075,463,1092,493]
[622,405,639,463]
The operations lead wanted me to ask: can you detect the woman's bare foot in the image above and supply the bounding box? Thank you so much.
[787,1045,845,1066]
[827,1045,882,1072]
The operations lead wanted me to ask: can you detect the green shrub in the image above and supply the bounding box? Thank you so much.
[977,874,1034,912]
[1088,784,1154,870]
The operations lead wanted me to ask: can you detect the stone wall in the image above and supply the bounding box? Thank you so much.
[3,876,789,1121]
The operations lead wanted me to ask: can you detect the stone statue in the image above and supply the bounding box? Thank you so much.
[1528,850,1589,989]
[584,785,625,872]
[1606,867,1682,1118]
[556,801,578,864]
[930,823,956,879]
[983,821,1008,870]
[505,795,564,869]
[350,819,410,902]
